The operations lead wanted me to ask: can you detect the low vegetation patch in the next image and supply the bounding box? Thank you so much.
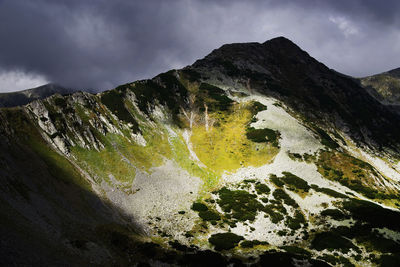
[281,172,310,192]
[246,127,280,147]
[316,151,398,200]
[216,187,263,222]
[320,209,348,221]
[285,210,306,231]
[269,172,310,195]
[198,210,221,222]
[288,152,303,161]
[311,232,357,253]
[240,240,268,248]
[281,246,311,257]
[270,174,284,187]
[310,184,348,198]
[191,102,279,174]
[196,83,234,111]
[248,101,267,115]
[341,198,400,231]
[255,183,271,195]
[314,127,339,149]
[191,202,208,212]
[263,205,285,223]
[208,232,244,251]
[273,189,298,207]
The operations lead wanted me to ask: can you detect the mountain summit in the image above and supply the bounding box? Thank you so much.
[1,37,400,266]
[190,37,400,152]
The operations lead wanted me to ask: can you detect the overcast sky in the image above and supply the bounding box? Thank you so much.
[0,0,399,92]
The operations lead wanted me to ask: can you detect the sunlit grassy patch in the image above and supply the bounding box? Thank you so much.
[72,126,172,185]
[190,102,279,174]
[169,133,220,192]
[316,150,398,200]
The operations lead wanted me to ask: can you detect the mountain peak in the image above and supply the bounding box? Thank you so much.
[202,36,305,60]
[192,36,315,70]
[188,37,400,152]
[262,36,305,54]
[263,36,296,45]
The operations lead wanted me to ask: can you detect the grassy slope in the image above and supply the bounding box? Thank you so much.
[191,102,279,174]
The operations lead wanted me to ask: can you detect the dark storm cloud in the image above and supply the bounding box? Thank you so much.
[0,0,193,90]
[0,0,399,92]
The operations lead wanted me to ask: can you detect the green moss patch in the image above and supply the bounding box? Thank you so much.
[281,246,311,257]
[281,172,310,192]
[246,127,280,147]
[216,187,264,222]
[240,240,268,248]
[208,232,244,251]
[262,204,286,224]
[255,183,271,195]
[269,172,310,195]
[288,152,303,161]
[191,202,208,212]
[191,201,221,222]
[310,184,348,198]
[341,198,400,231]
[248,101,267,115]
[285,210,306,231]
[272,189,298,208]
[314,127,339,149]
[320,209,348,221]
[311,232,357,253]
[196,83,234,111]
[270,174,284,187]
[198,210,220,221]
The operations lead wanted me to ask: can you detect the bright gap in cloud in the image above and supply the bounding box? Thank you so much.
[0,70,49,93]
[329,16,359,37]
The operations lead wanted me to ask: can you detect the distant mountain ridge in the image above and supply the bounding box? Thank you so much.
[0,83,79,107]
[360,67,400,105]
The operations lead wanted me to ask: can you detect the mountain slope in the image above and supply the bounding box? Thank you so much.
[0,83,76,107]
[360,67,400,105]
[0,37,400,266]
[188,37,400,153]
